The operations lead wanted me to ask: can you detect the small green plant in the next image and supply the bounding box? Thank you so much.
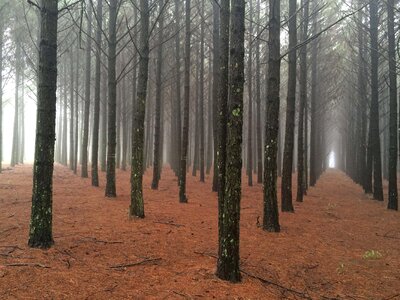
[336,262,345,274]
[362,250,382,260]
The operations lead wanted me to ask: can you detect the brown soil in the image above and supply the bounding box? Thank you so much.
[0,165,399,299]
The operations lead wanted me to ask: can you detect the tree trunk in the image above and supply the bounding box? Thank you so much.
[246,0,253,187]
[217,0,245,283]
[28,0,58,249]
[105,0,118,197]
[199,0,205,183]
[152,0,164,190]
[91,0,103,186]
[11,40,21,167]
[255,0,262,184]
[296,0,309,202]
[130,0,149,218]
[69,49,74,171]
[387,0,397,210]
[263,0,281,232]
[81,2,93,178]
[178,0,191,203]
[216,0,230,275]
[369,0,383,201]
[211,0,220,192]
[281,0,297,212]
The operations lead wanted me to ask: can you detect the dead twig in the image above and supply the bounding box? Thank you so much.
[194,251,217,259]
[110,257,161,269]
[153,221,185,228]
[83,237,123,244]
[172,291,193,299]
[4,262,50,268]
[241,269,312,299]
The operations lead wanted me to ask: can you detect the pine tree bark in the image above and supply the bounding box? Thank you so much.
[152,0,164,190]
[217,0,245,283]
[263,0,281,232]
[28,0,58,249]
[81,2,93,178]
[387,0,397,210]
[211,0,220,192]
[69,49,74,171]
[281,0,297,212]
[296,0,309,202]
[91,0,103,186]
[130,0,150,218]
[105,0,118,197]
[173,0,181,177]
[199,0,205,183]
[216,0,230,274]
[246,0,253,187]
[369,0,383,201]
[178,0,191,203]
[11,40,21,167]
[255,0,262,184]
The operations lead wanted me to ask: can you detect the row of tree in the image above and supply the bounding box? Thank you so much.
[0,0,398,282]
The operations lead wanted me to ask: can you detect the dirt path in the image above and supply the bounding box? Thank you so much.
[0,165,399,299]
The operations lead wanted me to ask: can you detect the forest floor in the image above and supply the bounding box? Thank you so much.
[0,165,399,300]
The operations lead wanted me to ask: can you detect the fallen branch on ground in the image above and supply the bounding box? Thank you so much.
[194,251,217,259]
[153,221,185,228]
[4,263,50,268]
[241,269,312,299]
[110,257,161,269]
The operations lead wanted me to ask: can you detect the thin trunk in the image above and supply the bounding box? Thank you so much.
[178,0,191,203]
[369,0,383,201]
[211,0,220,192]
[151,0,164,190]
[199,0,205,183]
[105,0,118,197]
[246,0,253,187]
[387,0,397,210]
[81,2,93,178]
[255,0,262,184]
[281,0,297,212]
[296,0,309,202]
[92,0,103,186]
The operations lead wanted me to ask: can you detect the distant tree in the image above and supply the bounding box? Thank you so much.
[263,0,281,232]
[28,0,58,248]
[217,0,245,283]
[130,0,150,218]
